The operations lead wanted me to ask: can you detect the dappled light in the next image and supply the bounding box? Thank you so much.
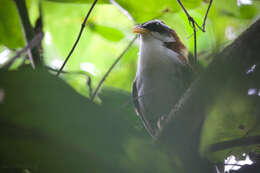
[237,0,252,6]
[44,31,52,46]
[246,64,256,74]
[80,62,99,76]
[225,26,237,40]
[225,154,253,172]
[0,48,11,65]
[50,59,63,69]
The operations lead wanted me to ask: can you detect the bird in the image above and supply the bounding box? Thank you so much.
[132,19,193,138]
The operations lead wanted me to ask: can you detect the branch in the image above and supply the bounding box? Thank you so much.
[90,36,137,102]
[2,32,44,70]
[56,0,98,77]
[14,0,42,68]
[210,136,260,152]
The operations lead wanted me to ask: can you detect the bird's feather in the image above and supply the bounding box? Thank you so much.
[132,78,156,137]
[132,19,193,138]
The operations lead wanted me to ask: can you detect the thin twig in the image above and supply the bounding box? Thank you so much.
[87,77,93,98]
[202,0,213,31]
[176,0,213,63]
[109,0,134,22]
[177,0,213,32]
[90,36,138,102]
[176,0,204,31]
[210,135,260,152]
[56,0,98,77]
[191,20,197,63]
[2,32,44,70]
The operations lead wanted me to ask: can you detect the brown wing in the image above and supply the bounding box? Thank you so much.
[132,78,156,138]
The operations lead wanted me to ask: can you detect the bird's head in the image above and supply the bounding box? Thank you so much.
[132,19,188,65]
[132,19,175,42]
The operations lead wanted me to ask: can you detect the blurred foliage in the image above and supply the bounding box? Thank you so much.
[44,0,110,3]
[1,0,259,93]
[0,0,260,172]
[200,66,260,162]
[0,0,260,93]
[89,22,125,42]
[0,68,178,173]
[0,0,25,48]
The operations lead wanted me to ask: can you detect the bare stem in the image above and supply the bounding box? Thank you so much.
[202,0,213,31]
[90,36,138,102]
[191,20,197,63]
[56,0,98,77]
[176,0,213,63]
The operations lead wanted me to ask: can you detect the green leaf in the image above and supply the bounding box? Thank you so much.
[182,0,202,9]
[0,0,25,48]
[114,0,203,22]
[0,68,179,173]
[214,0,239,16]
[43,0,109,3]
[114,0,178,22]
[42,1,134,94]
[89,23,125,42]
